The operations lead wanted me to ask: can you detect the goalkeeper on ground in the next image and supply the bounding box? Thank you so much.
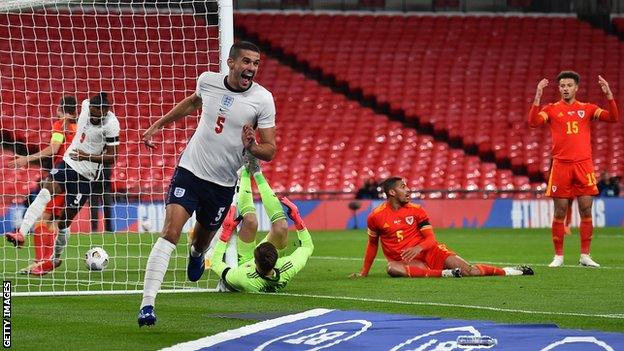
[210,195,313,293]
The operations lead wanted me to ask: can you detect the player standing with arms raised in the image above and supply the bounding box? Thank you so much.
[137,42,277,327]
[529,71,619,267]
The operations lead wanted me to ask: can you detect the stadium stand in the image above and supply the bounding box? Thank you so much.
[4,11,622,198]
[235,13,624,184]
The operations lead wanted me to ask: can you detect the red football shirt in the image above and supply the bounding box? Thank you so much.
[51,118,77,165]
[367,202,433,262]
[537,100,603,162]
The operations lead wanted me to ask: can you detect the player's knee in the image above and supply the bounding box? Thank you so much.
[271,219,288,238]
[386,263,405,277]
[239,214,258,242]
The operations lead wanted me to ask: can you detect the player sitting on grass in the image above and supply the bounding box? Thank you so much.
[210,195,313,293]
[350,177,534,279]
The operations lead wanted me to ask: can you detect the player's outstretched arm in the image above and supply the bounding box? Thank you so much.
[350,233,379,278]
[9,142,61,168]
[142,94,202,149]
[595,75,619,123]
[210,207,241,276]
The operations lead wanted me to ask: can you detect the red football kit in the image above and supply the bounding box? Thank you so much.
[529,99,619,198]
[361,202,454,275]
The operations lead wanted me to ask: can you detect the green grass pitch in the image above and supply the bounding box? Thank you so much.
[4,228,624,350]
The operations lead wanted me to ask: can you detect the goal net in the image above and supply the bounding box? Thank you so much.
[1,0,232,296]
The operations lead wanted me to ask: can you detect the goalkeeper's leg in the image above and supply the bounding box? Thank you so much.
[236,167,257,264]
[253,171,288,251]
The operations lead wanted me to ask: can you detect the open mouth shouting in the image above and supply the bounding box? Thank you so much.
[240,70,254,88]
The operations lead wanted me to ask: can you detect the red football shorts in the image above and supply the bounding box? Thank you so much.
[416,244,455,270]
[44,194,65,217]
[546,159,598,198]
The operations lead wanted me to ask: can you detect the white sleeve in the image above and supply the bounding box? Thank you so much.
[195,71,210,98]
[104,114,121,146]
[257,92,276,129]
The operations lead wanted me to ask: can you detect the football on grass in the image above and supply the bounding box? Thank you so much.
[85,247,109,271]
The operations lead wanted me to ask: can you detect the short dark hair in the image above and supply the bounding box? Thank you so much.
[90,92,110,108]
[59,95,76,115]
[382,177,403,197]
[254,242,278,275]
[556,71,580,85]
[229,41,260,59]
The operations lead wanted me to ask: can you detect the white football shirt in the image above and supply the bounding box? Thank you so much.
[178,71,276,187]
[63,99,120,181]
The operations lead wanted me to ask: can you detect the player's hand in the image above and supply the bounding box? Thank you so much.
[219,206,242,242]
[8,156,28,168]
[598,75,613,98]
[535,78,549,96]
[348,272,366,279]
[401,246,422,262]
[69,149,92,161]
[241,124,256,150]
[279,196,305,229]
[142,124,160,150]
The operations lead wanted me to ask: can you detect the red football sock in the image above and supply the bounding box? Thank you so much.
[33,223,45,262]
[43,226,56,259]
[580,217,593,255]
[552,218,565,256]
[405,266,442,278]
[475,264,505,276]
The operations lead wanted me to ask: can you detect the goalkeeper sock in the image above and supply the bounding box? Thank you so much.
[19,188,51,235]
[254,172,286,222]
[237,236,255,264]
[237,168,255,216]
[53,227,70,262]
[141,237,176,308]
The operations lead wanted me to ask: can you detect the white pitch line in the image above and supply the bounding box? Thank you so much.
[265,292,624,320]
[310,256,624,270]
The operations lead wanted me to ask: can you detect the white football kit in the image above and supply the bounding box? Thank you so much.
[63,99,120,181]
[178,71,276,187]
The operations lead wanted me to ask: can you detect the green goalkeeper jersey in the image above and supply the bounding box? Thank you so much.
[210,229,314,293]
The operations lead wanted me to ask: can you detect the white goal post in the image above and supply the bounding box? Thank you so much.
[1,0,234,296]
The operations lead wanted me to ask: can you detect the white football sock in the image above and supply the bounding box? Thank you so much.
[502,267,523,276]
[224,232,238,267]
[53,227,70,261]
[19,188,51,235]
[141,237,176,308]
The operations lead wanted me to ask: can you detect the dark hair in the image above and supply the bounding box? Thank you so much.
[556,71,580,85]
[229,41,260,59]
[382,177,403,197]
[90,92,110,108]
[254,242,278,275]
[59,95,76,115]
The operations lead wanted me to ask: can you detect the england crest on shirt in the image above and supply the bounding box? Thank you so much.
[577,110,585,118]
[221,95,234,108]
